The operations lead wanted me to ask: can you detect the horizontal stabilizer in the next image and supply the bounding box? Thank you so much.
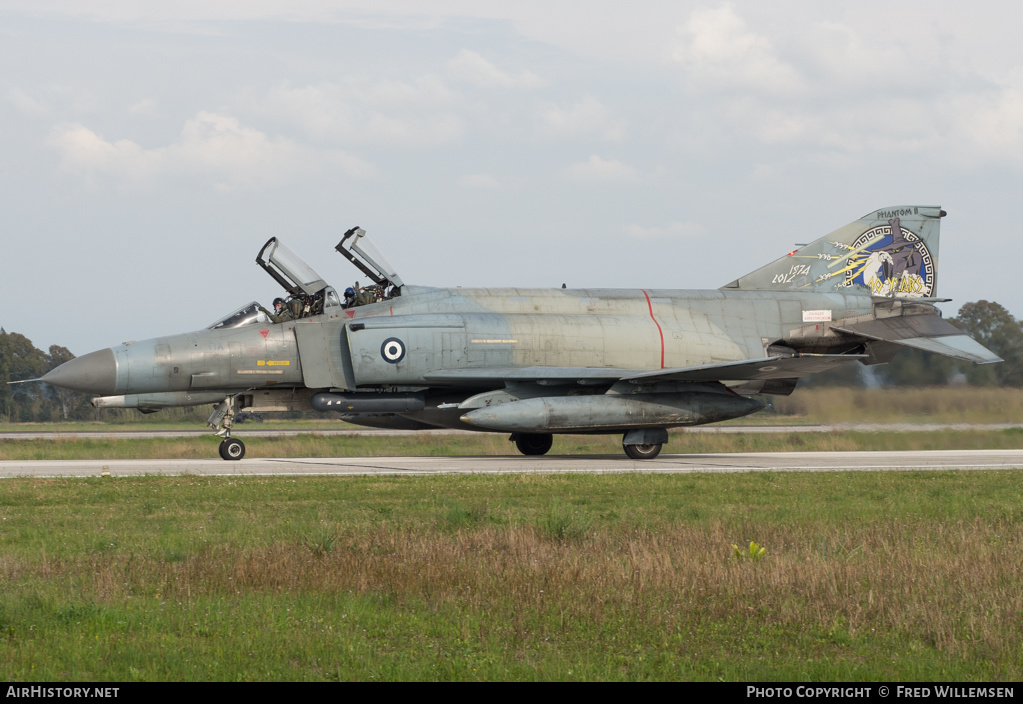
[890,335,1003,364]
[833,316,1002,364]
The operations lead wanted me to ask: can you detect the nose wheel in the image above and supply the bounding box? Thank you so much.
[218,437,246,461]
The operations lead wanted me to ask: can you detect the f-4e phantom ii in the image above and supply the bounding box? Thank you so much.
[40,205,1001,460]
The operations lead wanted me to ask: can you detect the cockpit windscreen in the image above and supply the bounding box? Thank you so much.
[207,302,269,330]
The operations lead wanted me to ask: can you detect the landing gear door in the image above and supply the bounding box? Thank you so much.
[335,227,404,290]
[256,238,330,296]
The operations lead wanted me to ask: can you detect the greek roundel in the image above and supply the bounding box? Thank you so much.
[380,337,406,364]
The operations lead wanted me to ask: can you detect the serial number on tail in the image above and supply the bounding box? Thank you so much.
[772,264,812,284]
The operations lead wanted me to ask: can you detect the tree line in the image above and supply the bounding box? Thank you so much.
[2,300,1022,423]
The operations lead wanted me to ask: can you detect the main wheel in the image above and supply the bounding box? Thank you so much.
[219,438,246,461]
[514,433,554,456]
[623,442,662,460]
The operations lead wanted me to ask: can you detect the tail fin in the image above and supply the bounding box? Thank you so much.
[721,205,944,298]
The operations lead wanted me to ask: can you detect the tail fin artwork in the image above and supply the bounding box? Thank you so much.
[722,205,1001,366]
[722,205,943,298]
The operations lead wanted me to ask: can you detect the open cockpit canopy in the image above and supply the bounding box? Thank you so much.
[256,238,329,297]
[253,229,404,316]
[254,237,342,319]
[335,226,404,291]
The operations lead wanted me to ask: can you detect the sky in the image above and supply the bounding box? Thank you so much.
[3,1,1023,355]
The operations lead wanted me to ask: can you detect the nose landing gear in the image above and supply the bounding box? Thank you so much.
[218,437,246,460]
[209,396,246,461]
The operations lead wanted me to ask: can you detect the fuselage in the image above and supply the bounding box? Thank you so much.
[45,284,873,400]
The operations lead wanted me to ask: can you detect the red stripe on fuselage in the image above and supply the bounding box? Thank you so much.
[641,289,665,369]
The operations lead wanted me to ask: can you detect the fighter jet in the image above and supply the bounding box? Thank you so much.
[38,206,1000,460]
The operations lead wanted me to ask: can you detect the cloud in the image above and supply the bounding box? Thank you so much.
[565,155,639,183]
[673,4,803,96]
[47,124,160,182]
[625,221,704,240]
[946,84,1023,164]
[538,97,624,141]
[665,4,1023,168]
[262,77,465,147]
[8,87,49,116]
[458,173,501,190]
[47,111,375,190]
[128,98,157,116]
[447,49,544,89]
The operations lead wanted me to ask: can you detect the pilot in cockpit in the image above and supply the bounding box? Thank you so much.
[260,297,295,324]
[343,287,357,308]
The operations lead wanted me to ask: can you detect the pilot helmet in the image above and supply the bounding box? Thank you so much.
[344,287,355,297]
[273,297,285,308]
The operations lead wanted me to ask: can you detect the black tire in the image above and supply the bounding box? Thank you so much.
[623,442,662,460]
[514,433,554,456]
[219,438,245,461]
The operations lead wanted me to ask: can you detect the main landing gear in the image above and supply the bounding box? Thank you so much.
[621,428,667,460]
[510,431,666,459]
[623,441,662,460]
[512,432,554,456]
[209,396,245,461]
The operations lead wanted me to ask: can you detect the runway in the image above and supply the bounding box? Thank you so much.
[2,449,1023,478]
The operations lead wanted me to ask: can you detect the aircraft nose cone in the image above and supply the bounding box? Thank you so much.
[41,348,118,395]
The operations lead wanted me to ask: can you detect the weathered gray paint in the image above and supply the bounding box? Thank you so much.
[39,205,1002,457]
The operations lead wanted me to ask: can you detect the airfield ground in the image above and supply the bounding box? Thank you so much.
[0,470,1020,681]
[1,387,1021,681]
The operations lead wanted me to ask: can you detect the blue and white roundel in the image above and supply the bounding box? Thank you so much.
[380,337,406,364]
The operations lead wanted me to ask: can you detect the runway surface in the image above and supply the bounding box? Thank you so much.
[2,449,1023,478]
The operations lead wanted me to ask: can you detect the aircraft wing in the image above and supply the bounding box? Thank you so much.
[619,354,865,383]
[831,316,1002,364]
[422,353,864,386]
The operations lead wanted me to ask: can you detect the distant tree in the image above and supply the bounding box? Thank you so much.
[0,329,12,421]
[0,330,50,421]
[949,300,1023,387]
[876,346,959,387]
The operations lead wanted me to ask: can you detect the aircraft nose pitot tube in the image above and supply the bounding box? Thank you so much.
[41,348,119,395]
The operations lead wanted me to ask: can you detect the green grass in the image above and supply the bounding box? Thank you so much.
[4,428,1023,461]
[0,471,1021,681]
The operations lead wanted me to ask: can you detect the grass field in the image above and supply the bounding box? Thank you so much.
[3,428,1023,461]
[3,386,1021,681]
[1,471,1020,681]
